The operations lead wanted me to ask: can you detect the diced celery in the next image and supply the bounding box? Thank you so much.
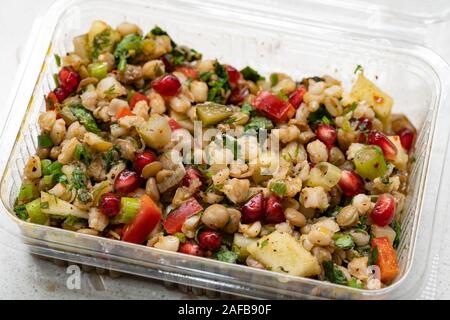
[41,159,52,174]
[18,183,35,204]
[43,161,62,176]
[113,197,140,224]
[25,199,48,225]
[88,62,108,80]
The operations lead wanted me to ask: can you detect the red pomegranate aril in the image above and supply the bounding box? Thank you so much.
[182,166,204,188]
[168,118,182,131]
[53,87,68,102]
[179,242,204,256]
[58,67,81,93]
[152,74,181,96]
[316,124,337,147]
[228,86,250,105]
[99,193,121,217]
[198,230,222,251]
[397,128,415,152]
[357,118,372,132]
[114,170,140,193]
[338,170,365,197]
[224,64,242,87]
[367,130,398,160]
[264,195,285,224]
[370,193,396,226]
[134,150,157,175]
[241,192,265,224]
[288,86,306,109]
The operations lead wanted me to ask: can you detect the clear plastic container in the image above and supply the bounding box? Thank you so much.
[1,0,450,299]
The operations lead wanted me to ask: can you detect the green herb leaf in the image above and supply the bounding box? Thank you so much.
[354,64,364,74]
[74,144,92,166]
[369,246,379,266]
[308,105,332,125]
[54,54,61,67]
[114,33,142,73]
[103,145,121,172]
[269,181,287,197]
[240,66,264,82]
[244,116,273,132]
[241,103,254,115]
[215,248,238,264]
[348,278,364,289]
[71,166,87,190]
[70,105,100,133]
[390,220,401,249]
[150,25,177,47]
[322,116,331,125]
[14,204,28,221]
[333,233,355,250]
[323,261,347,285]
[270,73,279,86]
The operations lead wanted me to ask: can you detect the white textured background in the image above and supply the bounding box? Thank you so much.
[1,0,450,299]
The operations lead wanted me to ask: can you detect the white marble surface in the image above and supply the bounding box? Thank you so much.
[1,0,450,299]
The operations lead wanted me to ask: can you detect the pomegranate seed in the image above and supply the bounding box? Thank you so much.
[99,193,121,217]
[168,118,182,131]
[241,192,265,224]
[316,124,337,147]
[179,242,204,256]
[264,195,285,224]
[357,118,372,132]
[182,166,204,189]
[152,74,181,96]
[288,86,306,109]
[367,130,397,160]
[370,193,396,226]
[53,87,68,102]
[338,170,365,197]
[58,67,80,93]
[197,230,221,251]
[397,128,415,152]
[114,170,140,193]
[224,65,242,87]
[134,150,157,175]
[228,86,250,105]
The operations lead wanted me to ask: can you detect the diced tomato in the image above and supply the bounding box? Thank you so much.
[168,118,182,131]
[45,92,59,111]
[163,197,203,235]
[252,91,295,122]
[371,237,399,283]
[288,86,306,109]
[130,92,150,110]
[175,67,198,80]
[116,107,134,119]
[122,195,162,244]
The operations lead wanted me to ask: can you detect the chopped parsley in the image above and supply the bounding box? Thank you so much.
[333,233,355,250]
[323,261,347,285]
[71,166,87,190]
[348,278,364,289]
[240,66,264,82]
[215,248,238,264]
[269,181,287,197]
[207,62,230,104]
[244,116,273,132]
[74,144,92,166]
[240,103,254,115]
[14,204,28,221]
[369,246,379,266]
[391,220,401,249]
[354,64,364,74]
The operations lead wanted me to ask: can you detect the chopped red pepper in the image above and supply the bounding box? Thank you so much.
[252,91,295,122]
[288,86,306,109]
[129,92,150,110]
[163,197,203,235]
[371,237,399,283]
[168,118,182,131]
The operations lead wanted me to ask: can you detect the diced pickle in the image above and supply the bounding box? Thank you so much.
[354,145,387,180]
[196,102,233,126]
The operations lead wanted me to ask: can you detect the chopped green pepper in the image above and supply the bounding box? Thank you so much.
[88,61,108,80]
[114,33,142,73]
[18,183,35,204]
[113,197,140,224]
[43,161,62,176]
[74,144,92,165]
[38,134,54,148]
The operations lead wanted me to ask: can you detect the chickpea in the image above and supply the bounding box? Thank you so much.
[336,205,359,227]
[201,204,230,230]
[348,256,369,281]
[306,139,328,163]
[284,208,306,227]
[329,146,345,166]
[142,60,165,80]
[239,221,262,238]
[117,22,142,36]
[307,227,333,246]
[169,95,191,114]
[190,80,208,103]
[50,118,66,146]
[154,235,180,252]
[300,235,314,251]
[145,178,160,202]
[349,229,370,246]
[275,222,293,234]
[311,246,332,263]
[49,146,62,160]
[223,208,241,234]
[195,59,215,73]
[36,147,50,159]
[352,194,372,215]
[24,155,42,180]
[38,111,56,132]
[149,91,166,114]
[282,198,300,210]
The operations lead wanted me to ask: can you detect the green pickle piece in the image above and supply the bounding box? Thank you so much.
[25,199,48,225]
[353,145,387,180]
[196,102,233,126]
